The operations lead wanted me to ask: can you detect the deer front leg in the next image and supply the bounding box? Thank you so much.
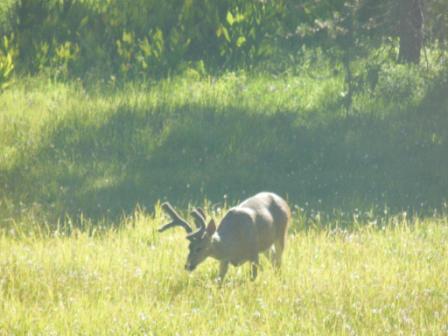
[218,261,229,282]
[250,254,259,281]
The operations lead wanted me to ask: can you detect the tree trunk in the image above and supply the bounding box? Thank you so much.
[398,0,423,64]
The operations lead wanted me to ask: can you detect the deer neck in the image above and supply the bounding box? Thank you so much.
[209,233,223,260]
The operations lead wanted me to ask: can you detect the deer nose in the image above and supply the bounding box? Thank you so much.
[185,263,196,272]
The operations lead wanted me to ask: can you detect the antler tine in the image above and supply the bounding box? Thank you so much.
[194,208,206,221]
[158,202,193,234]
[190,208,206,230]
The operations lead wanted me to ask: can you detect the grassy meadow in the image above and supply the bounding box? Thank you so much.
[1,65,448,334]
[1,65,447,224]
[1,1,448,334]
[1,208,448,335]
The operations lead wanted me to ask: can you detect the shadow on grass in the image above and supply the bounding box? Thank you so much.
[2,82,447,225]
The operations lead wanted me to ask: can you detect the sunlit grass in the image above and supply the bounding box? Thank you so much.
[0,68,446,334]
[0,72,346,220]
[1,208,447,335]
[2,65,447,223]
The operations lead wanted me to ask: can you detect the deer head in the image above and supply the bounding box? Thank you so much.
[159,202,216,272]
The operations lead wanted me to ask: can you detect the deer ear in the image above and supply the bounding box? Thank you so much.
[206,219,216,235]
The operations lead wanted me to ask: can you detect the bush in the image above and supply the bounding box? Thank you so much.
[0,35,15,90]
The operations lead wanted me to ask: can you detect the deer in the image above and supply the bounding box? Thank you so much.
[158,192,290,281]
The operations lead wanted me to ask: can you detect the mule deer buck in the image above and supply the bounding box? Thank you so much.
[158,192,290,281]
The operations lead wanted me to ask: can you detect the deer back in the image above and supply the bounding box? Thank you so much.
[212,192,290,264]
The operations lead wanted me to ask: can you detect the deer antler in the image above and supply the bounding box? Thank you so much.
[194,208,206,221]
[191,208,206,230]
[185,208,210,239]
[159,202,193,234]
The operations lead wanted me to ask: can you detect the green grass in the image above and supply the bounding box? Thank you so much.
[1,65,447,224]
[1,209,448,335]
[0,63,447,335]
[0,72,343,220]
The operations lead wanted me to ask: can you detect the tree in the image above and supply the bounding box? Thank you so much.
[398,0,423,64]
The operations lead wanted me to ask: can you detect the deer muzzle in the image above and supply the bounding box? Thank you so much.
[185,263,197,272]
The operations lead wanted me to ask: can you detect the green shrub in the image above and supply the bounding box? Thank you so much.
[0,35,15,90]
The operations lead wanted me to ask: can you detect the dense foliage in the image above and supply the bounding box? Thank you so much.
[0,0,447,81]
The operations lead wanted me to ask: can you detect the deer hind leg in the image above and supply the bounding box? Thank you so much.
[264,245,276,265]
[272,227,287,269]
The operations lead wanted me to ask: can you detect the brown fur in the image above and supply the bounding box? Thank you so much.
[159,192,290,281]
